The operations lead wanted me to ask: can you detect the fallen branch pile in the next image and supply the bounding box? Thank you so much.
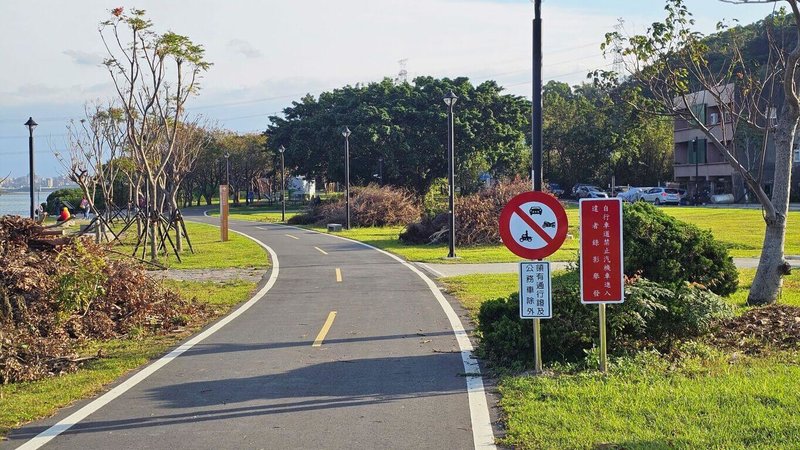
[0,216,209,383]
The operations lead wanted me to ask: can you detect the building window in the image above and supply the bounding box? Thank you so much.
[794,147,800,163]
[709,112,719,125]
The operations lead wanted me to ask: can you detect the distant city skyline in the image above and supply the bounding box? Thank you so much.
[0,0,778,178]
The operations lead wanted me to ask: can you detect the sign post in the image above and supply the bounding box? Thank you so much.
[220,185,229,242]
[578,198,624,373]
[500,191,567,374]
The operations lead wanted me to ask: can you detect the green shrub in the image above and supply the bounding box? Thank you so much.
[476,271,733,369]
[45,188,84,214]
[622,201,738,296]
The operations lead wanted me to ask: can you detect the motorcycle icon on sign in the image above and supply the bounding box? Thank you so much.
[542,221,556,228]
[519,230,533,242]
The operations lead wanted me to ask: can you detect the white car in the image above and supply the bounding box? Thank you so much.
[616,187,647,202]
[641,187,681,205]
[575,186,609,199]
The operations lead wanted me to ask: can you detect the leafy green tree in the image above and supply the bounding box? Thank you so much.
[265,77,530,195]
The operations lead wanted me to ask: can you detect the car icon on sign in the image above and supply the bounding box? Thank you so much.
[529,206,543,215]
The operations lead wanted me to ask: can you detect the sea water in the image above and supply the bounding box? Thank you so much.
[0,191,47,217]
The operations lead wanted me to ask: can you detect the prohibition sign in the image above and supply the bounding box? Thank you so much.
[499,191,568,260]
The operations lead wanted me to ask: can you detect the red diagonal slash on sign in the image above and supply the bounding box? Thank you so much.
[515,206,553,244]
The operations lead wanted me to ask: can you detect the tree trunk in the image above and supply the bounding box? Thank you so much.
[747,109,797,305]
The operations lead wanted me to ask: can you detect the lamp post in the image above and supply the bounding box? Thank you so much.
[342,127,351,230]
[693,137,699,202]
[378,157,384,185]
[24,117,37,219]
[443,90,458,258]
[278,145,286,222]
[532,0,543,191]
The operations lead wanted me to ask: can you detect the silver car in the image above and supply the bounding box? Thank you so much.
[641,187,681,205]
[616,187,647,202]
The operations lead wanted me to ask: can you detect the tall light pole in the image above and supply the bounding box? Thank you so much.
[693,136,699,202]
[443,91,458,259]
[24,117,37,219]
[532,0,543,192]
[378,157,384,185]
[342,127,351,230]
[278,145,286,222]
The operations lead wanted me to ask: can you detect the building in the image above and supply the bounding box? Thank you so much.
[672,83,778,201]
[673,83,740,197]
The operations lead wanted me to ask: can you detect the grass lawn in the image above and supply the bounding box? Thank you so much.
[500,351,800,449]
[206,204,302,223]
[661,206,800,258]
[0,220,269,438]
[115,221,269,269]
[442,270,800,449]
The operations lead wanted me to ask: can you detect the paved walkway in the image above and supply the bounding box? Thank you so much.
[416,257,800,278]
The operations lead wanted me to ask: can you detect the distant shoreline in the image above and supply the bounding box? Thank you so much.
[1,187,77,194]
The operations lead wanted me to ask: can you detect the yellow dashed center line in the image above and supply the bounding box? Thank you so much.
[315,246,328,255]
[312,311,337,347]
[285,234,300,240]
[335,268,342,282]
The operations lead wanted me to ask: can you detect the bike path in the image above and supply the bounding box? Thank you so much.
[4,217,495,449]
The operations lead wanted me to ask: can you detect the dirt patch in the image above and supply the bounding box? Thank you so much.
[152,268,267,284]
[711,304,800,353]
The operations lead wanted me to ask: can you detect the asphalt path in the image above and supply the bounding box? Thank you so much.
[5,214,495,450]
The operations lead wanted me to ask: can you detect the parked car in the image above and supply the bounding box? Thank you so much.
[617,187,647,203]
[641,187,681,205]
[571,183,593,198]
[547,182,565,198]
[575,185,609,199]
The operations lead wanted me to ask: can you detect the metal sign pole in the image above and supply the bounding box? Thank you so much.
[533,318,543,373]
[599,303,607,373]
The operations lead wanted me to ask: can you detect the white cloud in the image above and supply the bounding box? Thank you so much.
[227,39,263,59]
[63,49,104,67]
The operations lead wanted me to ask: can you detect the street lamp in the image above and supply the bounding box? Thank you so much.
[378,157,384,185]
[443,90,458,258]
[278,145,286,222]
[342,127,351,230]
[24,117,37,219]
[693,137,699,203]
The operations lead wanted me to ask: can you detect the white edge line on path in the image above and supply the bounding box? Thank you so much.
[274,223,496,450]
[17,226,279,450]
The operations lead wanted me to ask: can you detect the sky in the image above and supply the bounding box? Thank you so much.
[0,0,779,179]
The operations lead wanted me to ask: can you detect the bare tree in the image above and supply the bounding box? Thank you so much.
[595,0,797,305]
[57,101,126,241]
[100,7,210,260]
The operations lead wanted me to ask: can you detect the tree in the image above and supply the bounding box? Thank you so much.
[266,77,530,195]
[57,101,126,241]
[100,7,210,260]
[597,0,794,304]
